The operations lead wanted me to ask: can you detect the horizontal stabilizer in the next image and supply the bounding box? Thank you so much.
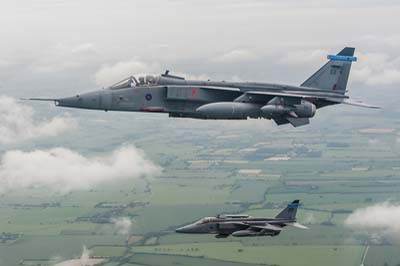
[342,99,380,109]
[326,98,380,109]
[286,222,308,229]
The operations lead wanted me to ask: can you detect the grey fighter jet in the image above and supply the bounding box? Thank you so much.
[30,47,378,127]
[175,200,307,238]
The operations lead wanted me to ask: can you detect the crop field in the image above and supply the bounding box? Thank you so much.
[0,102,399,266]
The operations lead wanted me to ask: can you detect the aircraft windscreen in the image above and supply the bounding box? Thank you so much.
[109,76,138,90]
[196,217,215,224]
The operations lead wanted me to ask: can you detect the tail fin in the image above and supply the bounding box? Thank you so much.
[301,47,356,94]
[275,200,300,220]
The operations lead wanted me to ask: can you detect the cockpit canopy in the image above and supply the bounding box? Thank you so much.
[138,75,159,86]
[109,75,160,90]
[196,217,217,224]
[108,71,186,90]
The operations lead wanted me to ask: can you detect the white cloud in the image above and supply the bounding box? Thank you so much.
[0,95,76,145]
[352,52,400,86]
[70,43,97,54]
[94,60,160,86]
[344,202,400,242]
[54,246,103,266]
[212,49,257,63]
[111,216,133,236]
[0,145,160,194]
[278,49,327,65]
[80,245,91,260]
[303,212,316,224]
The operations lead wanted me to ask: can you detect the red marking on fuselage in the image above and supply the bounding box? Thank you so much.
[140,107,165,112]
[191,88,197,97]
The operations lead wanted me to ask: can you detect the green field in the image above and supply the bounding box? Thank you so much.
[0,103,399,266]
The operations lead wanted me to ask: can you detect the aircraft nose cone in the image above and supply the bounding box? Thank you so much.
[56,95,81,107]
[175,226,187,233]
[56,91,101,109]
[175,225,193,233]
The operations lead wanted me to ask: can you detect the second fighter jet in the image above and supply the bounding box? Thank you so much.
[175,200,307,238]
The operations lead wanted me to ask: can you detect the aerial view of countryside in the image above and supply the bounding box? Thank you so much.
[1,88,399,266]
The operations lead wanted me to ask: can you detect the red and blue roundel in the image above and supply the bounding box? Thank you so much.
[145,93,152,101]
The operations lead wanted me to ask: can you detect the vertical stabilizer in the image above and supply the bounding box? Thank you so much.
[275,200,300,220]
[301,47,356,94]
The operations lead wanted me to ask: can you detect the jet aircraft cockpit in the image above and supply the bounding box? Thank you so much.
[196,217,217,224]
[137,75,159,86]
[109,75,160,90]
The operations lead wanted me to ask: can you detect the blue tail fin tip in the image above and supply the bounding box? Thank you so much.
[327,55,357,62]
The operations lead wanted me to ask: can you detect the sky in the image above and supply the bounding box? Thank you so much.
[0,0,399,98]
[0,0,399,245]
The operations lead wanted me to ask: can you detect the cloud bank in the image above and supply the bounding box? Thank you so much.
[0,95,76,144]
[344,202,400,242]
[0,145,160,193]
[352,52,400,86]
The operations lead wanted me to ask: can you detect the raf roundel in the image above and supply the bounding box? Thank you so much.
[145,93,152,101]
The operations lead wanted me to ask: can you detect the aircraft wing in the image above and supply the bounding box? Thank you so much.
[168,85,378,127]
[242,91,379,109]
[220,222,249,228]
[243,90,348,100]
[176,86,348,100]
[197,86,241,92]
[224,222,284,232]
[167,85,241,92]
[250,223,284,232]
